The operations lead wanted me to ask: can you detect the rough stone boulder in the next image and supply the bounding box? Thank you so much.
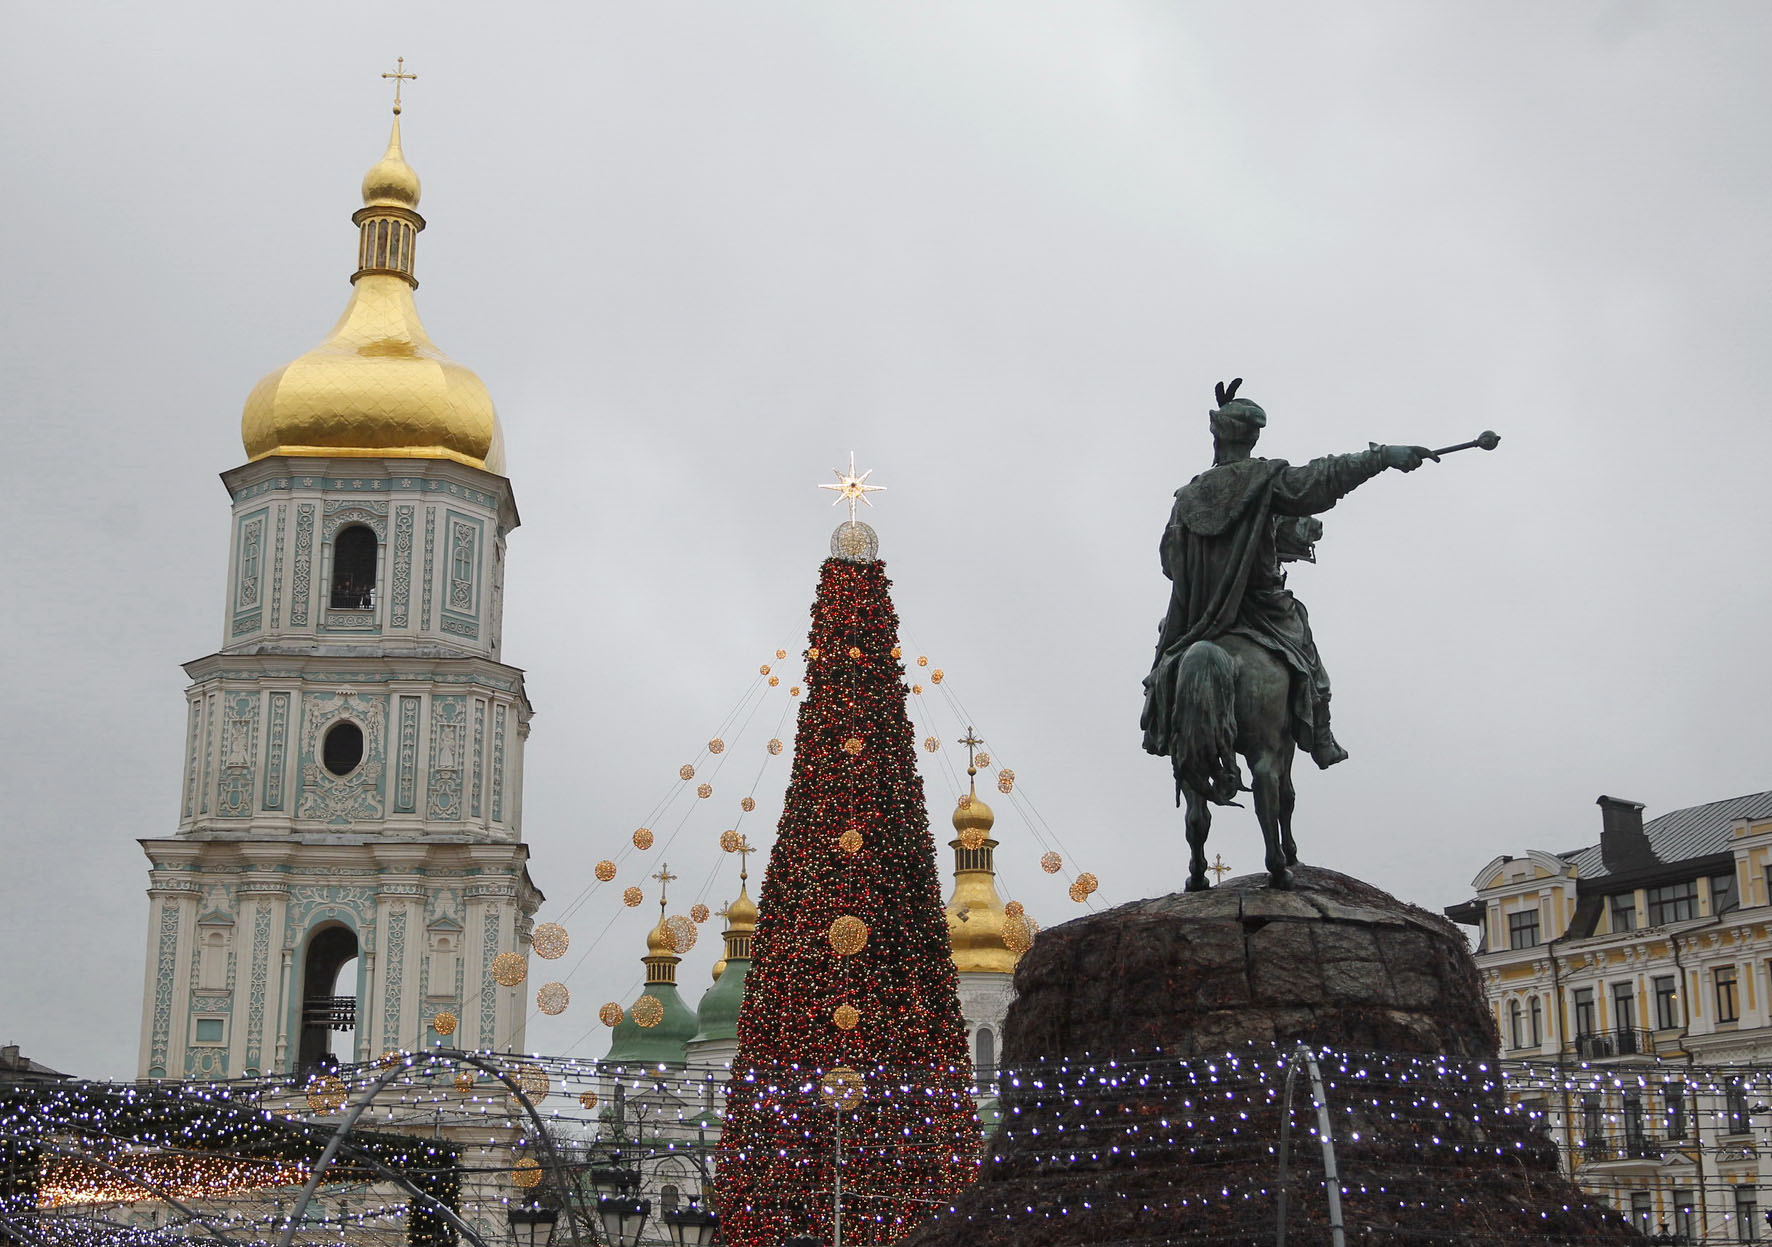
[902,866,1638,1247]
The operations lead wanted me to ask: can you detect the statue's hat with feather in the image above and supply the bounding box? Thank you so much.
[1209,377,1266,443]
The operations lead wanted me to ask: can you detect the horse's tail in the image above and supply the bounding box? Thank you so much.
[1173,640,1243,807]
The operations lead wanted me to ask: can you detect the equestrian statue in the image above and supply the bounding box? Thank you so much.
[1140,378,1497,890]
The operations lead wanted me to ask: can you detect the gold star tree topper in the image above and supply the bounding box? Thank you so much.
[818,452,886,525]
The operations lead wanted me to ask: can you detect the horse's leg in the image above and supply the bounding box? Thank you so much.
[1182,781,1212,891]
[1277,744,1298,866]
[1251,748,1293,890]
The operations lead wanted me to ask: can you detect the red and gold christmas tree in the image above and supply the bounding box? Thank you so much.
[714,475,978,1247]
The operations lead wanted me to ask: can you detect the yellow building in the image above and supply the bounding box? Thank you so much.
[1449,791,1772,1242]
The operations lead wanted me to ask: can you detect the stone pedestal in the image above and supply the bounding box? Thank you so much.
[903,867,1636,1246]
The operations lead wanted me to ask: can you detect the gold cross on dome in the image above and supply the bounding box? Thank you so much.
[735,836,755,880]
[381,56,417,115]
[652,863,677,906]
[818,451,885,525]
[1209,854,1231,883]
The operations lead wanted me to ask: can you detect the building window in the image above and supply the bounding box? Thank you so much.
[1713,870,1740,916]
[1508,909,1541,949]
[1738,1185,1759,1243]
[1581,1093,1604,1147]
[975,1026,996,1081]
[1612,982,1635,1035]
[1529,996,1543,1047]
[1675,1191,1696,1241]
[1609,893,1637,933]
[1623,1093,1647,1156]
[1665,1082,1688,1140]
[660,1185,680,1213]
[1508,1000,1523,1049]
[1573,987,1597,1038]
[1717,966,1741,1024]
[1653,975,1681,1030]
[322,721,365,777]
[1647,879,1699,926]
[1727,1080,1752,1135]
[193,1018,224,1045]
[329,525,377,610]
[1630,1192,1653,1236]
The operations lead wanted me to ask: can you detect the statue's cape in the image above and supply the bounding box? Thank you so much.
[1169,458,1291,535]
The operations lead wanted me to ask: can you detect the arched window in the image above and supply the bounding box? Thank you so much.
[1508,999,1523,1049]
[1529,996,1543,1047]
[330,526,377,610]
[661,1185,680,1212]
[975,1026,995,1079]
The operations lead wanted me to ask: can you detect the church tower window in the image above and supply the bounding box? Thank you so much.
[330,525,378,609]
[322,721,365,777]
[298,925,360,1073]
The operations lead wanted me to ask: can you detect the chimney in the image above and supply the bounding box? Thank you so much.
[0,1045,17,1070]
[1597,795,1656,873]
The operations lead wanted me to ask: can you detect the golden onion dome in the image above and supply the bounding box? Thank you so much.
[946,788,1019,975]
[953,794,996,836]
[725,885,758,932]
[711,958,727,982]
[645,918,677,958]
[240,115,505,474]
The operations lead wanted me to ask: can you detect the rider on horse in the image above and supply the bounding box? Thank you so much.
[1141,380,1434,795]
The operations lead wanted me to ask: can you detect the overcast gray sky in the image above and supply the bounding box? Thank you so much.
[3,2,1770,1079]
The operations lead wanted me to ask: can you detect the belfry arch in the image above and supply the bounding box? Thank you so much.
[297,923,359,1073]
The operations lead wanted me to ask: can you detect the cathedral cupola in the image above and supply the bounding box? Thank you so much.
[945,732,1020,976]
[240,66,506,474]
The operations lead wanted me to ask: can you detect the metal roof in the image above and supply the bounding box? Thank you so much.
[1560,790,1772,880]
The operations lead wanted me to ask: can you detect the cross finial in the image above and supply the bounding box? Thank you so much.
[734,836,755,882]
[382,56,418,116]
[1209,854,1231,883]
[817,451,886,526]
[651,863,678,911]
[958,727,983,792]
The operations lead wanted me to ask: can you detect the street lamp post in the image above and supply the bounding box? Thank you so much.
[660,1195,719,1247]
[506,1204,559,1247]
[588,1158,651,1247]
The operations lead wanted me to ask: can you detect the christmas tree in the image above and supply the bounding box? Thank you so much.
[714,506,979,1247]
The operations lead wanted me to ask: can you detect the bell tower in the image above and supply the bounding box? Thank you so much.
[137,87,541,1079]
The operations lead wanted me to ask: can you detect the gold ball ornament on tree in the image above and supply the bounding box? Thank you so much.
[833,1003,860,1031]
[537,982,570,1015]
[432,1010,458,1036]
[838,830,863,854]
[847,645,862,660]
[842,737,864,756]
[691,903,711,924]
[819,1066,865,1112]
[622,887,644,908]
[491,953,528,986]
[632,827,654,850]
[632,995,665,1028]
[680,764,695,781]
[1040,850,1062,874]
[512,1157,542,1189]
[579,1090,599,1111]
[599,1002,624,1028]
[306,1076,347,1114]
[828,915,869,956]
[532,923,569,960]
[665,915,697,953]
[998,769,1016,794]
[720,829,742,853]
[767,738,784,755]
[595,860,617,882]
[740,796,756,812]
[709,738,726,754]
[890,646,902,659]
[806,647,821,661]
[697,783,713,799]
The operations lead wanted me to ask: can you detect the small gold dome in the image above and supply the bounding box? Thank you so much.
[726,886,758,931]
[361,118,421,210]
[711,958,727,982]
[646,919,677,958]
[953,794,996,836]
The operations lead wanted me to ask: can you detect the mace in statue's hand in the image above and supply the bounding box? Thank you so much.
[1379,444,1441,473]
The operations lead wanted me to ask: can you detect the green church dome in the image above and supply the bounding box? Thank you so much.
[604,982,699,1067]
[690,957,750,1045]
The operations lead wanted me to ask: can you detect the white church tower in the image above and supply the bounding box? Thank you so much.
[137,91,542,1080]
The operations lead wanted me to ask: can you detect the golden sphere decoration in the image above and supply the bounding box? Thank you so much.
[1040,851,1063,874]
[959,825,987,851]
[432,1010,459,1036]
[680,764,696,781]
[932,669,945,684]
[1076,871,1100,896]
[453,1072,475,1092]
[720,829,743,853]
[1003,915,1035,955]
[847,645,862,660]
[790,686,802,698]
[579,1090,599,1111]
[1004,901,1025,919]
[1069,880,1090,903]
[912,684,923,695]
[632,995,665,1028]
[306,1075,347,1114]
[833,1003,860,1031]
[622,887,644,908]
[740,796,756,812]
[769,676,780,687]
[807,647,821,660]
[842,737,864,756]
[776,649,788,659]
[697,783,713,799]
[665,915,698,953]
[491,953,528,986]
[828,915,869,956]
[923,737,939,753]
[512,1157,543,1189]
[377,1049,403,1069]
[709,738,726,754]
[633,827,654,850]
[691,902,711,924]
[838,830,863,854]
[595,860,617,882]
[768,738,784,755]
[759,664,771,675]
[890,646,902,659]
[957,793,973,810]
[537,982,570,1015]
[532,923,569,960]
[819,1066,865,1112]
[517,1063,550,1098]
[599,1002,624,1028]
[998,769,1016,794]
[975,752,991,768]
[917,656,929,667]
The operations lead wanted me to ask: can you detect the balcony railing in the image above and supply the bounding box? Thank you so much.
[1569,1028,1656,1059]
[1579,1133,1665,1163]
